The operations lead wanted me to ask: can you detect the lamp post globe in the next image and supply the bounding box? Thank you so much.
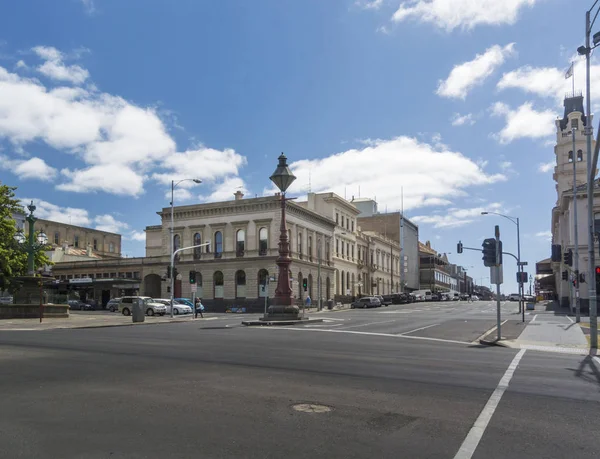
[269,153,296,192]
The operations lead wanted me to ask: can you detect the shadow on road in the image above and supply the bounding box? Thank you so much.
[568,355,600,390]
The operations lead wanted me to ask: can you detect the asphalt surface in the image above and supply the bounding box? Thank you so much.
[0,300,598,459]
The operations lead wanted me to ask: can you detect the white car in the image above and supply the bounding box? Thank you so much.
[153,299,192,315]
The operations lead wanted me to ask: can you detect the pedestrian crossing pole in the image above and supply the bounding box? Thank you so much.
[493,225,502,341]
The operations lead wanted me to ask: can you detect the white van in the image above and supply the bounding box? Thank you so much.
[413,290,432,301]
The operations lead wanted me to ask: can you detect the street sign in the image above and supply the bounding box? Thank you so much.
[190,284,197,293]
[69,278,92,284]
[491,265,503,285]
[518,261,528,266]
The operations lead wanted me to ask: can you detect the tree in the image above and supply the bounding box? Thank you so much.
[0,182,51,293]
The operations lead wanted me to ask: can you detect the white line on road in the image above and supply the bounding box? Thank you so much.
[338,320,397,330]
[453,349,526,459]
[531,314,538,323]
[401,324,440,335]
[258,326,470,345]
[565,315,574,323]
[320,318,346,322]
[593,356,600,367]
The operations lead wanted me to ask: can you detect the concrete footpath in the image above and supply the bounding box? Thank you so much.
[501,301,590,355]
[0,312,217,331]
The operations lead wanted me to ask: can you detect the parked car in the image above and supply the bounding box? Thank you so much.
[351,296,381,309]
[391,293,410,304]
[174,298,195,308]
[118,296,167,316]
[508,293,520,301]
[68,300,94,311]
[380,295,393,306]
[431,293,440,301]
[523,295,536,303]
[153,298,192,315]
[459,294,469,301]
[106,298,121,312]
[0,296,13,304]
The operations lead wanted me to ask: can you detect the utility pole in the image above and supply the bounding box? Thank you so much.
[495,225,502,341]
[570,91,582,323]
[317,237,322,310]
[400,186,405,292]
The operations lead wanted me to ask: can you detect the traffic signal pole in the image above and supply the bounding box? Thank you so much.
[495,227,502,341]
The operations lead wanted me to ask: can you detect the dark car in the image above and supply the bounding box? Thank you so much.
[351,297,381,309]
[381,295,393,306]
[431,293,440,301]
[390,293,409,304]
[68,300,94,311]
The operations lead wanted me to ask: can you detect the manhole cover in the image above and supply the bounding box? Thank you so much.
[292,403,332,413]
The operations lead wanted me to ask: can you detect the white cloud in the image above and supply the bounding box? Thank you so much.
[412,203,504,228]
[356,0,384,9]
[130,231,146,242]
[490,101,556,144]
[32,46,89,84]
[535,230,552,241]
[538,161,554,173]
[80,0,96,14]
[57,164,146,196]
[15,60,27,70]
[0,53,246,197]
[451,113,475,126]
[437,43,515,99]
[499,161,512,170]
[19,198,91,226]
[198,176,248,202]
[277,136,505,213]
[497,59,600,104]
[94,214,129,233]
[0,155,57,181]
[392,0,539,31]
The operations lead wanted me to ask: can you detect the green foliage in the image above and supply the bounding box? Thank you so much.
[0,182,52,292]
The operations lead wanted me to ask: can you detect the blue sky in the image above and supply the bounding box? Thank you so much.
[0,0,593,294]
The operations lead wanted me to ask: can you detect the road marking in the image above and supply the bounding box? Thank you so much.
[531,314,538,323]
[565,315,574,323]
[593,356,600,367]
[338,320,397,330]
[321,318,346,322]
[453,349,526,459]
[379,310,415,314]
[401,324,440,335]
[258,326,470,345]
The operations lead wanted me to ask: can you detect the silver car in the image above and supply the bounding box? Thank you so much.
[119,296,167,316]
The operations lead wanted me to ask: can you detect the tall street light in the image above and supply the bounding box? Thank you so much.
[14,201,48,276]
[577,0,600,348]
[170,179,201,318]
[481,211,524,319]
[267,153,298,319]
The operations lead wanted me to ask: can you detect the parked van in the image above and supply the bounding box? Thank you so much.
[412,290,433,301]
[118,296,167,316]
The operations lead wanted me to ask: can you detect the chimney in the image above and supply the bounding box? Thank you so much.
[234,190,244,201]
[87,244,93,257]
[62,241,69,253]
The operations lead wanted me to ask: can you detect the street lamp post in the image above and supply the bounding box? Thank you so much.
[13,201,49,322]
[266,153,298,319]
[529,274,533,296]
[482,211,524,320]
[577,0,600,348]
[170,179,201,318]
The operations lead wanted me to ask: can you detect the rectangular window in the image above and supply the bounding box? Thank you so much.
[336,239,339,256]
[109,242,115,253]
[54,232,59,245]
[351,245,354,260]
[67,274,73,279]
[336,213,339,224]
[74,274,80,279]
[88,273,94,279]
[341,216,344,228]
[351,220,354,232]
[308,237,312,262]
[74,235,79,248]
[341,242,344,256]
[93,239,97,250]
[103,273,109,278]
[126,272,133,278]
[110,272,116,278]
[346,243,349,259]
[133,272,140,279]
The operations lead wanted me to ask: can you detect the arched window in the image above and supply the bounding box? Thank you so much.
[298,232,303,258]
[235,270,246,298]
[236,229,245,257]
[346,271,350,294]
[214,231,223,258]
[258,269,269,297]
[577,149,583,162]
[568,150,573,163]
[213,271,224,298]
[351,273,355,295]
[308,274,313,299]
[54,232,60,245]
[259,228,268,256]
[193,233,202,260]
[308,236,313,262]
[173,234,180,261]
[341,270,345,295]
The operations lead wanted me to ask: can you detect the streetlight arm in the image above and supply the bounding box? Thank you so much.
[481,211,518,226]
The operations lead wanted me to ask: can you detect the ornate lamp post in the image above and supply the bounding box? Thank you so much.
[14,201,48,275]
[265,153,299,319]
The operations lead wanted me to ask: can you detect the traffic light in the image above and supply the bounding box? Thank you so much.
[189,270,196,284]
[516,272,527,283]
[551,244,562,262]
[562,270,568,281]
[563,249,573,266]
[595,266,600,286]
[482,238,497,267]
[579,272,586,284]
[303,278,308,292]
[172,267,178,279]
[457,241,463,254]
[167,266,171,279]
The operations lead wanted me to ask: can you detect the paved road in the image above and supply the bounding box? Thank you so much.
[0,300,598,458]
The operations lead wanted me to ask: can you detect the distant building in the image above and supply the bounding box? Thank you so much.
[353,198,419,291]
